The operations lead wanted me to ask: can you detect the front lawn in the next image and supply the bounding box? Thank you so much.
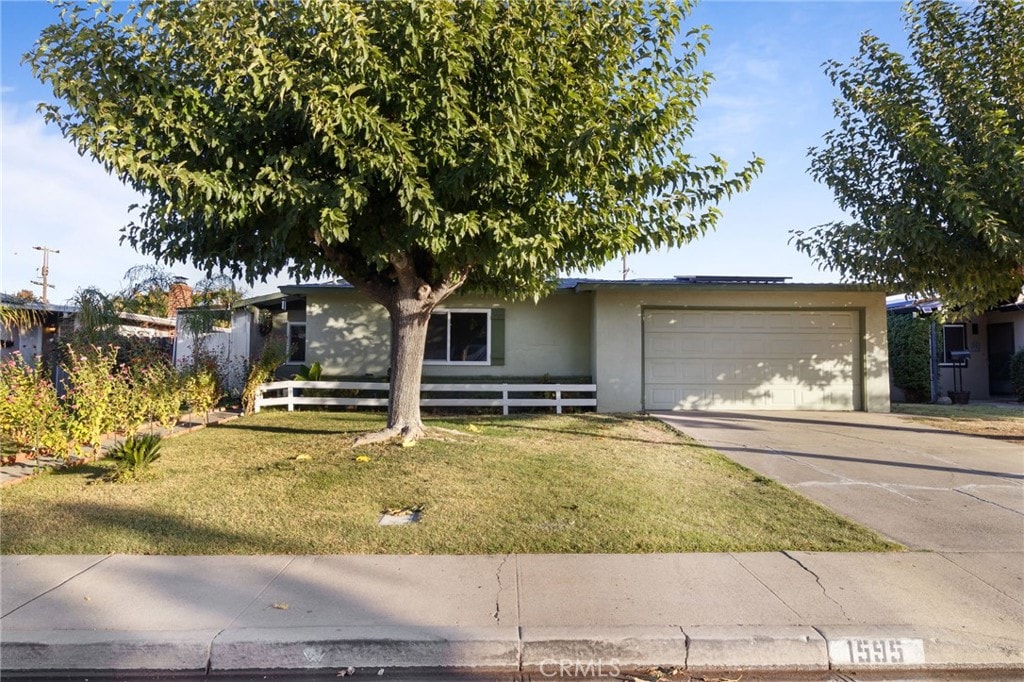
[893,403,1024,445]
[0,412,898,554]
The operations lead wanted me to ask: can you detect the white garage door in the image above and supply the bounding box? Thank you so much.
[644,309,862,411]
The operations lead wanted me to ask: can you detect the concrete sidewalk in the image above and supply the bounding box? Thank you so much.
[2,552,1022,677]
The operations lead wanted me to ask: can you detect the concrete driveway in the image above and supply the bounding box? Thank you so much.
[656,411,1024,553]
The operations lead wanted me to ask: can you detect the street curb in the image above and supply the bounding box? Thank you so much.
[210,626,521,671]
[520,625,687,671]
[816,625,1024,671]
[0,629,216,672]
[686,625,828,671]
[3,625,1021,675]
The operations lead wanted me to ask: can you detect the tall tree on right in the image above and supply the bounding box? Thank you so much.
[794,0,1023,317]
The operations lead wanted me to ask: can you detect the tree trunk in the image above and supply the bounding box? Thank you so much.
[384,296,431,440]
[345,251,469,445]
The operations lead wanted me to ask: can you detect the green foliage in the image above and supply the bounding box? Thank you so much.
[66,288,121,347]
[0,353,68,455]
[113,264,176,317]
[242,341,286,415]
[795,0,1024,317]
[292,362,323,382]
[28,0,760,301]
[108,363,149,436]
[62,345,121,453]
[143,362,184,430]
[182,360,223,417]
[1010,349,1024,402]
[887,313,932,403]
[105,433,162,483]
[1,338,188,459]
[0,303,44,333]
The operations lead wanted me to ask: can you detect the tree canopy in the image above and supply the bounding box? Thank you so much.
[29,0,761,439]
[794,0,1023,317]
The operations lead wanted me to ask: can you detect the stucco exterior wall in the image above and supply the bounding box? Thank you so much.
[304,289,592,379]
[591,286,890,413]
[937,309,1024,399]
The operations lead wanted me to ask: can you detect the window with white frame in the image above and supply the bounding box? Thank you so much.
[424,310,489,364]
[941,324,967,365]
[286,323,306,363]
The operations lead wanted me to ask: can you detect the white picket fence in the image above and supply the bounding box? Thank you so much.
[253,380,597,415]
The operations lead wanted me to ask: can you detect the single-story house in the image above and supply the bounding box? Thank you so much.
[2,297,177,349]
[1,294,176,390]
[0,295,77,367]
[218,276,890,413]
[887,296,1024,400]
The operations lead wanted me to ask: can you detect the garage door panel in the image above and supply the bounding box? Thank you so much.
[643,309,861,411]
[646,311,688,331]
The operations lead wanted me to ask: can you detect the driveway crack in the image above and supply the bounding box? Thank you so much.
[954,488,1024,516]
[493,553,510,624]
[782,551,850,621]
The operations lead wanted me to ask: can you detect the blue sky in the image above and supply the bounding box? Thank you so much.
[2,1,909,302]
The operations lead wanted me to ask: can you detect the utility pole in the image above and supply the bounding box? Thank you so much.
[621,254,630,281]
[31,246,59,305]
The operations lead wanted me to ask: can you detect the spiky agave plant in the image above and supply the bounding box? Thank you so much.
[106,433,162,482]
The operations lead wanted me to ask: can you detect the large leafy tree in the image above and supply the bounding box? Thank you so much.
[29,0,761,441]
[795,0,1023,318]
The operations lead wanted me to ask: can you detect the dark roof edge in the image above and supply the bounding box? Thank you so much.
[572,279,884,292]
[271,277,883,297]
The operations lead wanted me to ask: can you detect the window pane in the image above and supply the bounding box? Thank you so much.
[425,314,448,361]
[450,312,488,362]
[289,324,306,363]
[943,325,965,363]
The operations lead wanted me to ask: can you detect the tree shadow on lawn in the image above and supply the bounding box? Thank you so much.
[49,500,310,554]
[476,414,682,446]
[215,423,369,437]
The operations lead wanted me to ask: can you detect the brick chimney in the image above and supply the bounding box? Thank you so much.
[167,279,193,318]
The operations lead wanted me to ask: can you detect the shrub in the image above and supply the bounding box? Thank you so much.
[108,362,155,437]
[242,341,285,414]
[887,312,932,402]
[292,362,323,381]
[141,361,185,430]
[105,433,162,482]
[1010,348,1024,402]
[61,345,122,453]
[0,354,68,456]
[182,363,222,419]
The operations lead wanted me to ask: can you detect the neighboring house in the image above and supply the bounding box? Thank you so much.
[0,294,76,367]
[888,295,1024,400]
[223,276,891,413]
[1,295,175,388]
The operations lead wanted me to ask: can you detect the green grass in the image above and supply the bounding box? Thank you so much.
[892,402,1024,420]
[0,412,899,554]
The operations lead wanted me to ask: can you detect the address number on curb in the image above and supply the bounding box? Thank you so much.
[828,638,925,665]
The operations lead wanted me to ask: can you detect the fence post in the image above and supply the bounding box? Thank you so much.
[556,388,563,415]
[502,386,509,416]
[287,385,294,412]
[254,387,261,414]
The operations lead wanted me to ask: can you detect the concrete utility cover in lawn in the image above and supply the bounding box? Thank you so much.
[656,411,1024,552]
